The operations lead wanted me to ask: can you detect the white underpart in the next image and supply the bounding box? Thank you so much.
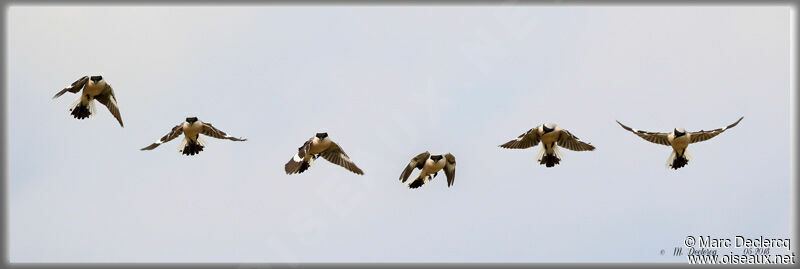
[535,145,563,162]
[177,137,188,151]
[553,146,563,159]
[176,136,208,152]
[88,100,96,116]
[535,146,546,162]
[197,136,208,146]
[69,97,96,117]
[69,97,82,110]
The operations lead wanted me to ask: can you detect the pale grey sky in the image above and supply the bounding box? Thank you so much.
[7,5,793,263]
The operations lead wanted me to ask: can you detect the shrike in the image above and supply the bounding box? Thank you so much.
[53,75,123,127]
[399,151,456,189]
[500,123,595,167]
[284,133,364,175]
[616,116,743,169]
[140,117,246,155]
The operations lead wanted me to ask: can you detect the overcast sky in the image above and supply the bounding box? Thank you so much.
[7,5,792,263]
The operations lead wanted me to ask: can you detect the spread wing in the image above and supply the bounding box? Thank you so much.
[201,123,247,141]
[616,120,671,146]
[52,76,88,99]
[285,138,313,174]
[556,129,596,151]
[690,116,743,144]
[399,151,430,183]
[94,84,124,127]
[141,124,184,150]
[499,127,540,149]
[443,153,456,187]
[319,142,364,175]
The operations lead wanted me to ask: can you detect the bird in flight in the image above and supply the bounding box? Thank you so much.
[52,75,124,127]
[140,117,246,155]
[499,123,595,167]
[399,151,456,189]
[284,132,364,175]
[616,116,743,169]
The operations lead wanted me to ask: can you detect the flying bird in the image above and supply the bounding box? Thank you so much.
[140,117,246,155]
[52,75,124,127]
[499,123,595,167]
[399,151,456,189]
[616,116,743,169]
[284,133,364,175]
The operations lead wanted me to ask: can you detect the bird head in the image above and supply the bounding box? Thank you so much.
[315,132,329,140]
[90,75,103,82]
[543,123,557,133]
[186,117,198,124]
[674,128,686,137]
[430,154,443,162]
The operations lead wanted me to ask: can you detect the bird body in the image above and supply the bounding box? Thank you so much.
[309,136,333,156]
[182,120,204,142]
[81,79,107,102]
[417,155,447,181]
[668,130,689,154]
[539,125,561,157]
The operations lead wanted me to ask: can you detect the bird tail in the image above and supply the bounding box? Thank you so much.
[408,174,431,189]
[536,146,562,168]
[285,154,315,174]
[69,97,95,120]
[178,137,205,156]
[666,150,691,170]
[298,160,311,173]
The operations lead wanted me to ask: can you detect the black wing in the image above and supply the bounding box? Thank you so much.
[616,120,671,146]
[690,116,743,144]
[52,76,88,99]
[557,129,595,151]
[201,123,247,141]
[399,151,430,183]
[443,153,456,187]
[285,138,313,174]
[500,127,540,149]
[319,142,364,175]
[94,84,124,127]
[141,124,184,150]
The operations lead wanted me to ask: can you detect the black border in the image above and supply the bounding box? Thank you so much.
[3,1,797,268]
